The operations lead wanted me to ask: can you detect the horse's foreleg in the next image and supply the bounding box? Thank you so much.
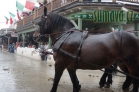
[50,63,65,92]
[67,69,81,92]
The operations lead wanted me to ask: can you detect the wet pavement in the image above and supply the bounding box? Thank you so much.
[0,51,130,92]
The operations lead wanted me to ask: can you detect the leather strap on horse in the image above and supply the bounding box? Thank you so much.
[52,31,73,52]
[116,30,123,62]
[52,30,88,70]
[74,31,88,70]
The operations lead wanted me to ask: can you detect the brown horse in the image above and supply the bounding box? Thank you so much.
[33,7,139,92]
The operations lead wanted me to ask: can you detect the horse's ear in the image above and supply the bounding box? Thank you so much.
[44,7,47,16]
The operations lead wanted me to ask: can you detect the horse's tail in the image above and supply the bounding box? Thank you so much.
[112,63,118,76]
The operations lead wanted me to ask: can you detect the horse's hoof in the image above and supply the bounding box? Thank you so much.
[123,88,130,92]
[100,84,104,88]
[73,89,79,92]
[78,84,81,91]
[73,85,81,92]
[104,84,110,88]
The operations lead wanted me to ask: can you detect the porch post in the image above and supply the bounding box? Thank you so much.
[118,25,123,31]
[135,22,139,37]
[70,20,78,29]
[78,18,82,30]
[17,34,19,42]
[48,36,52,49]
[22,33,25,47]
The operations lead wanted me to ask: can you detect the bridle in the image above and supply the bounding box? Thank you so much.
[40,15,47,35]
[33,14,68,42]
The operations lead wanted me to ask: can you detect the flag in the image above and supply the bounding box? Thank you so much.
[16,0,24,11]
[16,0,25,19]
[4,16,9,24]
[25,0,36,10]
[16,0,37,11]
[17,10,21,20]
[9,12,15,25]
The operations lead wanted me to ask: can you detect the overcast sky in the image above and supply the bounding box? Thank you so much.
[0,0,16,29]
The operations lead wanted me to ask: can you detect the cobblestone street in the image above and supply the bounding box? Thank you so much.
[0,51,129,92]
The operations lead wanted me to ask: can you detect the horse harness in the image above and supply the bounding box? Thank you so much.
[52,30,123,68]
[116,30,123,63]
[53,30,88,70]
[51,30,139,80]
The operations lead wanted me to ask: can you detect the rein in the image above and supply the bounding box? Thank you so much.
[43,31,66,37]
[34,31,67,42]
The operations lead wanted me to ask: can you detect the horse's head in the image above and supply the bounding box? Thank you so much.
[39,7,51,35]
[33,7,50,42]
[33,6,74,41]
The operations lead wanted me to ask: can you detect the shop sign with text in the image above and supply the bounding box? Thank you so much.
[93,10,125,23]
[72,10,139,23]
[71,14,93,19]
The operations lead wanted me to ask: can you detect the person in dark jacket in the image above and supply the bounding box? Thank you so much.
[99,63,117,88]
[9,42,14,53]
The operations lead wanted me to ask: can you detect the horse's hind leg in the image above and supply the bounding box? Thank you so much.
[122,61,139,92]
[50,63,65,92]
[118,63,132,91]
[67,69,81,92]
[123,75,132,92]
[129,66,139,92]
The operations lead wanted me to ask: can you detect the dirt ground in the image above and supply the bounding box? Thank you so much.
[0,51,133,92]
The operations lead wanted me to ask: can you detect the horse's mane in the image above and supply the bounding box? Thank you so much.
[47,13,74,31]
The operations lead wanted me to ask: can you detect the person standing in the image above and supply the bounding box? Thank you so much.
[9,42,14,53]
[12,43,15,53]
[40,42,45,61]
[44,42,49,61]
[39,2,43,8]
[99,63,117,88]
